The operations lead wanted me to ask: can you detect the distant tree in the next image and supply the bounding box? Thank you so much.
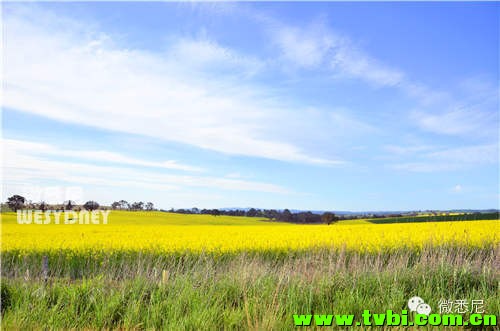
[7,195,25,211]
[111,201,121,210]
[210,209,220,217]
[118,200,130,210]
[246,208,258,217]
[191,207,199,214]
[321,212,338,225]
[24,200,34,209]
[145,202,154,211]
[131,201,144,211]
[294,211,321,224]
[83,201,99,211]
[64,200,75,211]
[270,209,279,220]
[280,209,293,222]
[39,201,48,212]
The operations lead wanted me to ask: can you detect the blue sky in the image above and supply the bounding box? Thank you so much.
[2,2,499,211]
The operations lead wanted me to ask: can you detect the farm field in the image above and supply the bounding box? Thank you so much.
[1,211,498,253]
[1,211,499,330]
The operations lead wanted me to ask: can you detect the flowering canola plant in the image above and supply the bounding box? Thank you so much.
[1,212,498,254]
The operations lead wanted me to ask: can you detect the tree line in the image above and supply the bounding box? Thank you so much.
[8,194,495,225]
[3,195,340,224]
[110,200,155,211]
[3,195,157,213]
[163,207,339,224]
[4,194,102,212]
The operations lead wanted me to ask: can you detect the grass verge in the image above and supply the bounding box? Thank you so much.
[1,246,498,330]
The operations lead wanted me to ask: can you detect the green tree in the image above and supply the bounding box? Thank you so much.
[83,201,99,211]
[6,195,25,211]
[64,200,75,211]
[321,212,338,225]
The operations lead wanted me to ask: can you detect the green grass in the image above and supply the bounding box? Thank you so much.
[2,248,499,330]
[365,212,499,224]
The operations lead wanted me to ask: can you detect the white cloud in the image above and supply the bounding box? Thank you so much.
[266,14,498,142]
[389,144,498,172]
[411,106,498,137]
[2,139,291,196]
[168,38,264,77]
[268,19,404,87]
[390,162,459,173]
[427,144,498,164]
[452,184,462,193]
[2,6,342,167]
[273,24,335,69]
[329,42,404,87]
[225,172,243,179]
[2,139,204,172]
[186,5,499,148]
[410,76,499,138]
[384,144,436,156]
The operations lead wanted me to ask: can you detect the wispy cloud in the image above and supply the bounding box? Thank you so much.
[265,17,404,87]
[273,23,335,69]
[2,139,204,172]
[389,144,498,172]
[3,139,291,195]
[168,37,265,77]
[452,184,463,193]
[262,12,498,141]
[390,162,458,173]
[2,6,343,167]
[329,40,404,87]
[384,144,436,156]
[410,84,499,138]
[427,144,498,164]
[3,4,497,178]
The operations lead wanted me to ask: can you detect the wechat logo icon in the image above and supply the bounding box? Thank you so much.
[408,296,432,315]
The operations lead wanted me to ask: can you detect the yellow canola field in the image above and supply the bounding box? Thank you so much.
[1,212,498,254]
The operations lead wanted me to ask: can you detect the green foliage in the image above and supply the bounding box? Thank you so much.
[1,248,498,330]
[367,212,499,224]
[1,282,11,315]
